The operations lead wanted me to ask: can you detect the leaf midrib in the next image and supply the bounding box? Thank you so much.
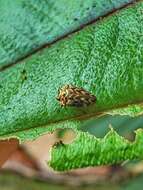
[1,100,143,138]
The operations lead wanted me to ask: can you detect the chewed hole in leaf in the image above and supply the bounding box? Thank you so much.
[55,128,77,145]
[81,114,143,141]
[124,132,136,142]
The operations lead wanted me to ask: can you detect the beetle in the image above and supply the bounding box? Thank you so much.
[56,84,96,107]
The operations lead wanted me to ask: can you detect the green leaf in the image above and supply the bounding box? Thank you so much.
[108,104,143,117]
[49,128,143,171]
[0,1,143,140]
[2,120,81,142]
[0,0,133,69]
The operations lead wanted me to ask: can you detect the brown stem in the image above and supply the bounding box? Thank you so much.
[0,139,19,167]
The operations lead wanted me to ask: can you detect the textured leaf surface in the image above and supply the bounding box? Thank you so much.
[108,104,143,117]
[0,2,143,140]
[0,0,133,69]
[49,128,143,171]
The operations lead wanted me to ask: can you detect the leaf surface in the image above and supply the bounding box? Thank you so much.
[0,2,143,140]
[49,128,143,171]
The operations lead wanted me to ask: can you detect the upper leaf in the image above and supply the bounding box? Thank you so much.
[0,0,134,69]
[0,1,143,140]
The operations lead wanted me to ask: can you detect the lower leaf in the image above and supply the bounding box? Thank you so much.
[49,128,143,171]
